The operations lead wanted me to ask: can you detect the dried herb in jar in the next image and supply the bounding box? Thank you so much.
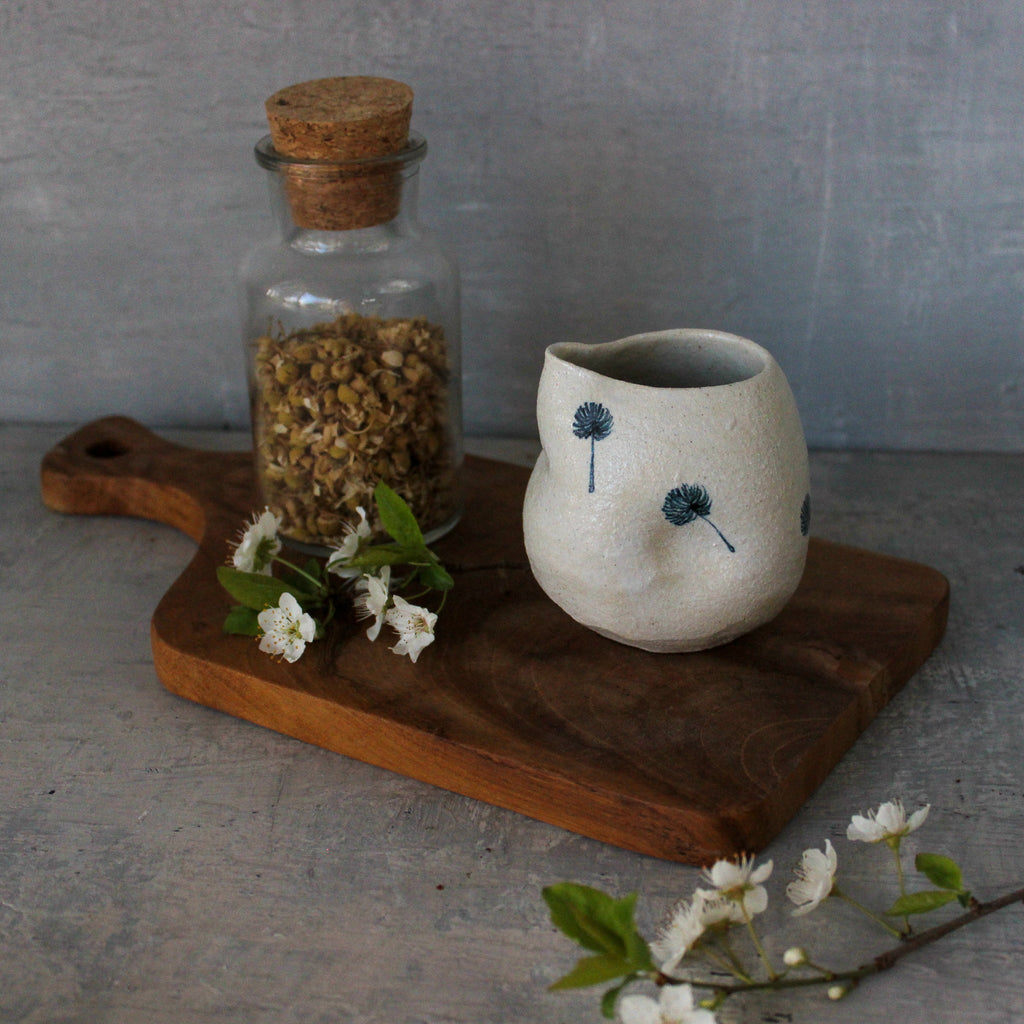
[250,312,459,546]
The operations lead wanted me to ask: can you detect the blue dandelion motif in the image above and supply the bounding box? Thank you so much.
[662,483,736,553]
[800,493,812,536]
[572,401,614,493]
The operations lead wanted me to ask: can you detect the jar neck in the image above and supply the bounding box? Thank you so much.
[256,132,426,235]
[266,168,422,250]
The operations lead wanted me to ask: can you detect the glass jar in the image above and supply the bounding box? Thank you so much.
[240,131,462,551]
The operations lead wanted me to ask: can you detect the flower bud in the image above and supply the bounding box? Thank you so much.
[783,946,808,967]
[827,984,848,1001]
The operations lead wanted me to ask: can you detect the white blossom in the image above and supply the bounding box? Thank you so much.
[618,983,717,1024]
[325,507,372,579]
[257,592,316,663]
[786,839,838,916]
[701,854,773,916]
[385,594,437,662]
[652,890,742,974]
[695,890,746,927]
[232,508,281,575]
[652,896,707,974]
[847,800,930,844]
[353,566,391,641]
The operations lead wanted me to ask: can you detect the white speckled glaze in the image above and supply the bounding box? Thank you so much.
[523,329,811,653]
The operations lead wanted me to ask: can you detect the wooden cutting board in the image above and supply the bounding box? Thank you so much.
[40,416,949,864]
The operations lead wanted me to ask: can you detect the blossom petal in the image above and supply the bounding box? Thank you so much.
[618,994,661,1024]
[875,800,906,834]
[657,984,719,1024]
[694,890,744,926]
[847,813,886,843]
[750,859,774,885]
[704,858,741,889]
[744,885,769,916]
[907,804,930,833]
[660,983,697,1017]
[365,614,384,642]
[326,507,372,578]
[354,567,391,641]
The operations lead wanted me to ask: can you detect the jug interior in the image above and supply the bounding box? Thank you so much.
[558,335,766,389]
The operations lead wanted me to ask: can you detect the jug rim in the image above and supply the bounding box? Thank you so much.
[547,328,774,391]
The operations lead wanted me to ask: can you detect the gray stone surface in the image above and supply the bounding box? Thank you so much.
[2,2,1023,450]
[2,423,1023,1023]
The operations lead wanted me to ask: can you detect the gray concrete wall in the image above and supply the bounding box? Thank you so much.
[2,0,1022,450]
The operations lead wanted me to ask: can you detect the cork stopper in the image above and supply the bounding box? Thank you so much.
[263,76,415,230]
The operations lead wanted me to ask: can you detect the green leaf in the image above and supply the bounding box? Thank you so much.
[543,884,624,956]
[216,566,302,611]
[223,605,262,636]
[916,853,964,893]
[374,482,424,549]
[600,979,633,1019]
[542,884,653,971]
[284,558,326,592]
[277,570,319,596]
[346,544,415,569]
[887,890,957,916]
[548,954,636,991]
[416,561,455,592]
[622,912,654,969]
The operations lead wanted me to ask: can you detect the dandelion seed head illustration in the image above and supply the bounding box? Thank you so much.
[572,402,613,493]
[662,483,735,552]
[572,402,613,442]
[662,483,713,525]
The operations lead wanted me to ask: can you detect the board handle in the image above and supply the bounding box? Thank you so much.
[40,416,257,544]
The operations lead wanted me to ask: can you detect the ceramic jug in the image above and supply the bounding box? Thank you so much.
[522,329,811,653]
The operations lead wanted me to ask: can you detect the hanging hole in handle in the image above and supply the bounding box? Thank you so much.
[85,438,131,459]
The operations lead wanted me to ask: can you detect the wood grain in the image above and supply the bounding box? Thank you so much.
[40,416,950,864]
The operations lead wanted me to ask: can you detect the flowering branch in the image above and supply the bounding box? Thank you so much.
[542,800,1023,1022]
[865,885,1024,970]
[216,483,451,663]
[681,885,1024,1001]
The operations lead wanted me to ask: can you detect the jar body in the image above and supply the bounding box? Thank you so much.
[241,134,462,549]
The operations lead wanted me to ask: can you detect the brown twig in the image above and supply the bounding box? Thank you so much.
[866,886,1024,973]
[682,886,1024,997]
